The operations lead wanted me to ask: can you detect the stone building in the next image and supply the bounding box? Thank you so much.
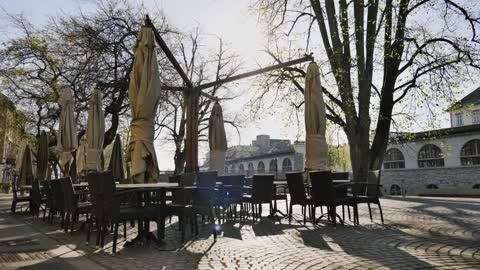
[381,88,480,196]
[224,135,305,179]
[0,94,27,181]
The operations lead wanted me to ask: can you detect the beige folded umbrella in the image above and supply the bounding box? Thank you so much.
[208,102,227,173]
[76,141,87,175]
[86,89,105,171]
[57,88,78,173]
[126,27,161,183]
[15,141,26,175]
[304,62,328,172]
[19,144,34,185]
[36,131,49,180]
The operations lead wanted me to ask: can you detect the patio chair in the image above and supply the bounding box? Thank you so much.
[30,180,45,217]
[286,172,312,224]
[218,175,245,220]
[95,171,154,254]
[309,171,357,227]
[331,172,352,221]
[61,177,91,234]
[242,174,274,220]
[351,170,384,224]
[164,173,195,242]
[10,176,32,213]
[196,171,217,188]
[190,186,218,240]
[49,179,66,226]
[41,180,53,221]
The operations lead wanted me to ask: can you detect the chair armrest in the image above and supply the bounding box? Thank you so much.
[350,182,383,187]
[74,190,89,196]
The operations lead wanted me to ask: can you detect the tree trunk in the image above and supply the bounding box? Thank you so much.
[173,148,185,175]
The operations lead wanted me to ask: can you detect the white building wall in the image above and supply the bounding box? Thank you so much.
[450,104,480,127]
[387,133,480,169]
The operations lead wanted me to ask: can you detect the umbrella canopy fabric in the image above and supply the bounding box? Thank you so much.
[126,27,161,183]
[109,134,125,181]
[36,131,49,180]
[76,141,87,176]
[304,62,328,171]
[19,144,34,185]
[208,102,227,173]
[15,141,26,175]
[57,88,78,168]
[86,89,105,171]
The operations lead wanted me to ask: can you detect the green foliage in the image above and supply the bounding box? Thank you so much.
[328,144,350,172]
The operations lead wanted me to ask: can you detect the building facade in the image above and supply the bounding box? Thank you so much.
[225,135,304,179]
[381,88,480,196]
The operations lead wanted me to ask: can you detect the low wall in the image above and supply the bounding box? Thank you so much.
[381,166,480,196]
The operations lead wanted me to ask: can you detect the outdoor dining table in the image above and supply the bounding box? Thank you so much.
[113,182,182,247]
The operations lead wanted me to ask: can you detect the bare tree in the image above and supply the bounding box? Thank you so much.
[253,0,480,181]
[156,30,241,174]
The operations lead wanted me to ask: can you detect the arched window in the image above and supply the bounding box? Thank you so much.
[247,162,254,176]
[282,158,292,172]
[384,148,405,169]
[418,144,444,168]
[460,139,480,166]
[390,184,401,196]
[225,166,229,174]
[257,161,265,174]
[426,184,438,189]
[231,164,236,173]
[238,164,245,174]
[473,184,480,189]
[269,159,276,173]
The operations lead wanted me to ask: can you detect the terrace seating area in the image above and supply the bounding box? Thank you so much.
[1,187,479,269]
[8,170,388,255]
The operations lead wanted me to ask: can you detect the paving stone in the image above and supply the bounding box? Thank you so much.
[1,195,480,269]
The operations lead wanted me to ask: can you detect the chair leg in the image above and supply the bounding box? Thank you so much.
[64,214,70,232]
[330,206,336,228]
[112,223,119,254]
[288,204,293,224]
[367,203,373,220]
[86,218,92,245]
[285,198,289,217]
[123,221,127,238]
[70,213,76,234]
[342,205,345,221]
[347,206,351,220]
[377,202,384,224]
[303,205,306,225]
[11,201,16,213]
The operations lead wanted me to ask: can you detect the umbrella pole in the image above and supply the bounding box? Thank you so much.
[184,89,200,173]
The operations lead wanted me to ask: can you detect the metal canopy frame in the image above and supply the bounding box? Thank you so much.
[144,15,313,172]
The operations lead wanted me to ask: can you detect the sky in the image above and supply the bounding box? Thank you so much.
[0,0,477,170]
[0,0,298,170]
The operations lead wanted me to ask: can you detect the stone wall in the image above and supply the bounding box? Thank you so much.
[381,166,480,196]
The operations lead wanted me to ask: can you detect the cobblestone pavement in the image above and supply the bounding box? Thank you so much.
[0,194,479,269]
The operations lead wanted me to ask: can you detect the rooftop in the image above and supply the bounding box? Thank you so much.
[390,123,480,143]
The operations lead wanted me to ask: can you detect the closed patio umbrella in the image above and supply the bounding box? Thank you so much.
[86,89,105,171]
[76,141,87,176]
[304,62,328,173]
[126,27,161,183]
[19,144,34,185]
[109,134,125,181]
[208,102,227,173]
[36,131,49,180]
[57,88,78,175]
[15,141,26,176]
